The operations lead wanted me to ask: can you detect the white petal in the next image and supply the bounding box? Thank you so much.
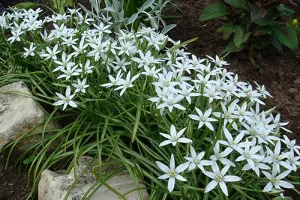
[263,182,273,192]
[170,154,175,170]
[219,181,228,196]
[158,174,170,180]
[69,101,77,108]
[168,177,175,192]
[160,133,172,139]
[221,165,230,175]
[223,127,233,142]
[178,138,192,144]
[176,162,189,173]
[205,180,218,193]
[276,170,291,180]
[177,127,187,137]
[174,104,186,111]
[66,86,71,97]
[53,100,64,106]
[205,122,214,131]
[278,180,294,189]
[170,125,176,136]
[189,114,200,121]
[175,174,187,182]
[156,161,169,173]
[55,92,65,99]
[223,175,241,182]
[159,140,172,147]
[203,171,215,179]
[190,146,196,157]
[262,171,272,180]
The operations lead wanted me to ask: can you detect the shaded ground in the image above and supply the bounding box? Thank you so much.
[1,0,300,199]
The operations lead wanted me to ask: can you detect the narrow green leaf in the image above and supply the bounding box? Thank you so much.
[161,24,176,34]
[224,0,250,11]
[127,13,138,24]
[140,0,155,11]
[169,37,198,52]
[272,197,292,200]
[13,2,41,9]
[199,3,230,22]
[132,102,141,143]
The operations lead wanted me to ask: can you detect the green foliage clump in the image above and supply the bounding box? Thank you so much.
[86,0,175,32]
[200,0,298,59]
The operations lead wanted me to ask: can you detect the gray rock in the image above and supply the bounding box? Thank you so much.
[0,81,58,150]
[38,156,149,200]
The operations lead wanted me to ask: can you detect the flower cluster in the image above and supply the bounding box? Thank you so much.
[0,7,299,199]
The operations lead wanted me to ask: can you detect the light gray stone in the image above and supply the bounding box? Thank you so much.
[0,81,58,150]
[38,156,149,200]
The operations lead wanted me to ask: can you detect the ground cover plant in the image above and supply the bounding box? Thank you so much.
[200,0,299,63]
[0,4,300,200]
[85,0,174,32]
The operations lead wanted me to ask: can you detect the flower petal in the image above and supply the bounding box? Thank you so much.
[176,162,189,173]
[219,181,228,196]
[168,177,175,192]
[263,182,273,192]
[205,180,218,193]
[156,161,169,173]
[223,175,241,182]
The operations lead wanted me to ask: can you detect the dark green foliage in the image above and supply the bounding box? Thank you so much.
[200,0,298,55]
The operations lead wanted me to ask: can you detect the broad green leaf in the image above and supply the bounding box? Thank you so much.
[199,3,230,22]
[233,27,245,48]
[224,0,250,11]
[13,2,41,9]
[272,23,298,51]
[271,37,283,52]
[251,4,268,22]
[221,41,244,54]
[277,4,295,16]
[254,18,277,26]
[217,23,237,40]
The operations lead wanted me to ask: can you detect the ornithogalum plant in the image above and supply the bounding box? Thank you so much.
[0,7,299,200]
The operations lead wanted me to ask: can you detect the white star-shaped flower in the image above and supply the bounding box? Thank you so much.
[159,125,192,147]
[156,154,189,192]
[53,86,77,110]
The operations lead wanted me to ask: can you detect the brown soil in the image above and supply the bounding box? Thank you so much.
[1,0,300,199]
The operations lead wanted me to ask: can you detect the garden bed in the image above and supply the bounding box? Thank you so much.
[1,0,300,199]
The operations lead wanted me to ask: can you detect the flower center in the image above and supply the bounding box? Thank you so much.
[169,170,175,177]
[63,98,70,103]
[195,158,201,165]
[216,174,223,182]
